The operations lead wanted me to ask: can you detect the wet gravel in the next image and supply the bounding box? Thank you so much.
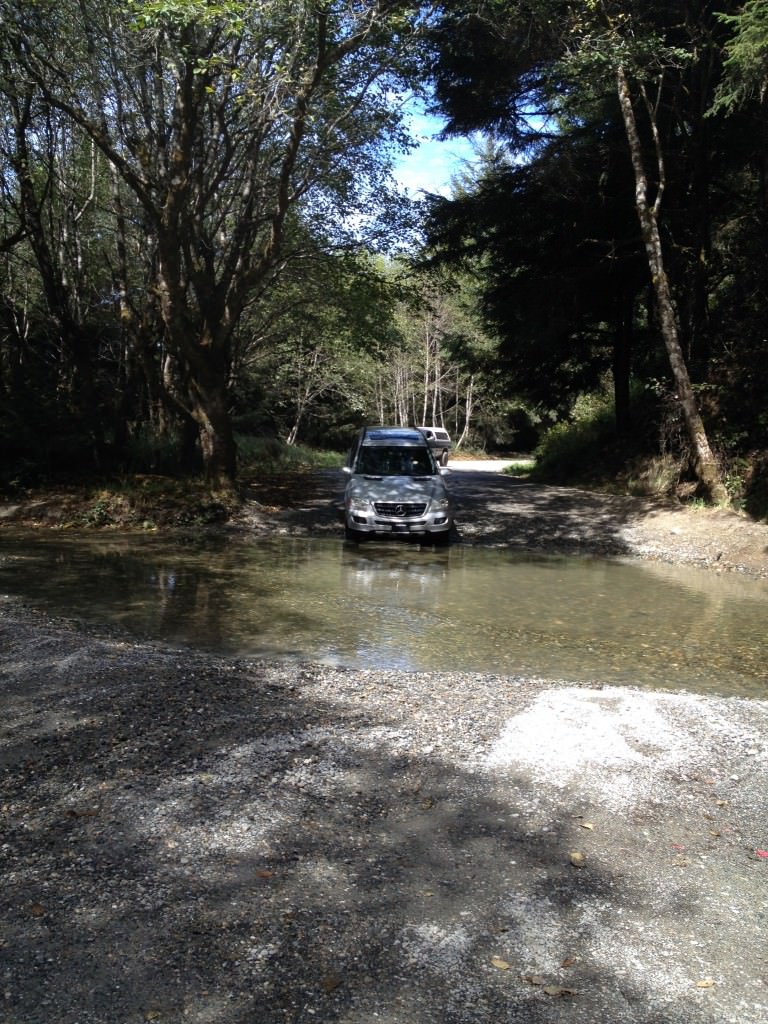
[2,468,768,1023]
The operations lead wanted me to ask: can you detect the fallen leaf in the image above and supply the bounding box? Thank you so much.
[144,1012,162,1021]
[255,869,275,879]
[29,903,45,918]
[696,978,716,989]
[580,822,595,831]
[491,957,510,971]
[716,799,729,807]
[543,985,578,998]
[561,957,578,968]
[321,972,343,993]
[569,850,586,868]
[522,975,546,986]
[756,850,768,859]
[709,831,721,838]
[66,806,99,818]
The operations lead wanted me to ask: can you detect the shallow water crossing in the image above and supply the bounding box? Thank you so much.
[2,531,767,697]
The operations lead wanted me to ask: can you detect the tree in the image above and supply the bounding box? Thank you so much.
[614,57,728,503]
[426,0,732,501]
[576,4,729,501]
[241,248,399,447]
[712,0,768,113]
[424,130,646,435]
[0,0,421,486]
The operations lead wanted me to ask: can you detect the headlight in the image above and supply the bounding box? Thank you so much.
[431,496,450,511]
[347,496,370,512]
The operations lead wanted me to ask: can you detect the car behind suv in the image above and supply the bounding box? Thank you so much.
[417,425,452,466]
[343,426,452,544]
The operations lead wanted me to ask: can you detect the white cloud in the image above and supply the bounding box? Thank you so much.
[393,108,478,198]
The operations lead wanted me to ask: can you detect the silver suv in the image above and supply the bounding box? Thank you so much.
[343,426,453,544]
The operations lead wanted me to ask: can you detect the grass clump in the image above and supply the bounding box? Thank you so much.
[531,393,627,487]
[237,436,343,475]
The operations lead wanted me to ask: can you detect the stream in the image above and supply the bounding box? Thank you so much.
[2,530,767,697]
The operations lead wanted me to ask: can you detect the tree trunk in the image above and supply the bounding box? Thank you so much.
[456,375,474,449]
[188,378,238,488]
[617,65,728,504]
[177,337,237,487]
[286,420,300,446]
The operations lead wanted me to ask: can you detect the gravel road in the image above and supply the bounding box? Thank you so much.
[2,466,768,1024]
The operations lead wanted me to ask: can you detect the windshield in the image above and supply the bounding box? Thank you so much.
[356,446,435,476]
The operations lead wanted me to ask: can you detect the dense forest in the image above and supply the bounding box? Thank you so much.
[0,1,766,515]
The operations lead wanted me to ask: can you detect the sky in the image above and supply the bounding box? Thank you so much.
[392,106,478,198]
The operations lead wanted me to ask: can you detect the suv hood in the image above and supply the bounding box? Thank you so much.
[346,474,448,503]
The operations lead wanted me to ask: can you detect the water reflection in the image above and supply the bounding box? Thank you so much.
[1,531,767,697]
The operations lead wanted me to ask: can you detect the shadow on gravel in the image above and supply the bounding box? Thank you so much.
[240,468,666,560]
[0,616,743,1024]
[447,471,661,556]
[252,466,671,552]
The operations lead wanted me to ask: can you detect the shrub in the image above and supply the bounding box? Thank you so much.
[744,454,768,521]
[531,393,619,485]
[625,454,684,497]
[236,435,344,473]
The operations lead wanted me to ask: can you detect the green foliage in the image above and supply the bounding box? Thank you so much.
[68,477,238,528]
[744,455,768,521]
[502,458,535,477]
[531,392,620,485]
[236,435,343,474]
[1,0,767,501]
[530,386,672,491]
[127,0,247,33]
[240,250,401,447]
[121,427,192,477]
[0,0,425,485]
[79,498,114,527]
[625,454,684,498]
[528,385,768,511]
[424,134,645,421]
[712,1,768,113]
[0,390,99,487]
[424,0,768,504]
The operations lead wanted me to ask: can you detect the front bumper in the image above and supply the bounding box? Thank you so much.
[346,509,451,536]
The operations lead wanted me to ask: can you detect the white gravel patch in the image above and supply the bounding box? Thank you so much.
[484,688,701,809]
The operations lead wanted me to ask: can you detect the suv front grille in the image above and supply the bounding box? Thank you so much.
[373,502,427,518]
